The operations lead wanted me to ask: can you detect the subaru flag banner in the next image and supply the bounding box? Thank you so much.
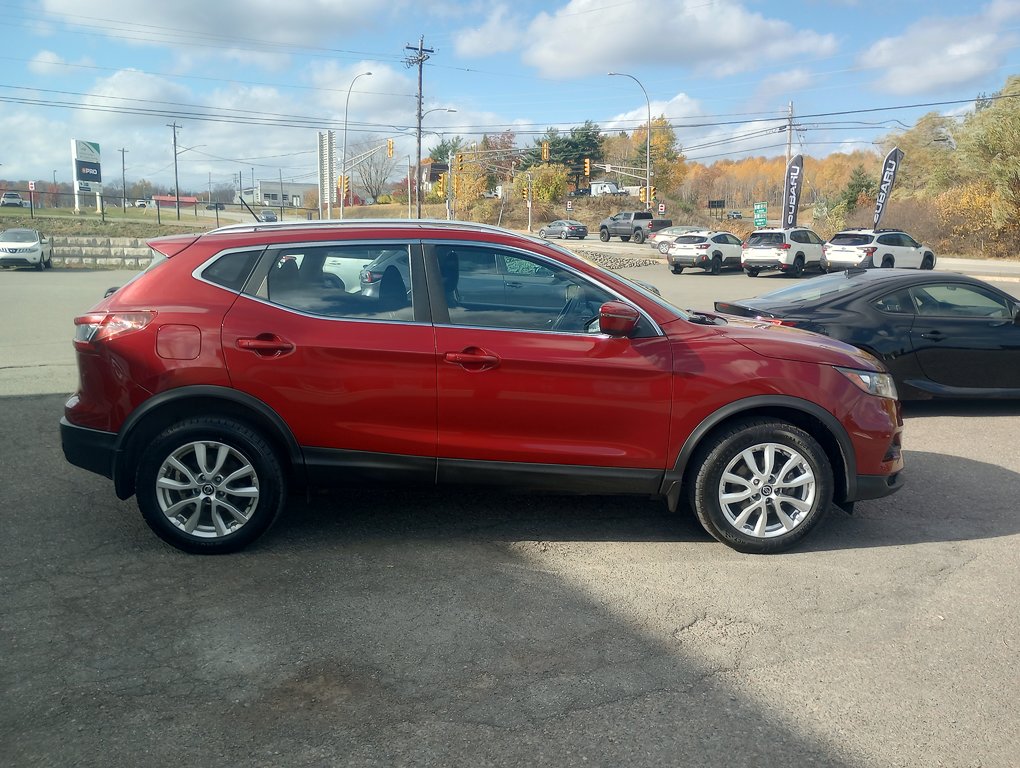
[781,154,804,228]
[873,147,904,228]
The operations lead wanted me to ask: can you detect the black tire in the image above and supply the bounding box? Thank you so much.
[920,253,934,270]
[710,255,722,275]
[788,255,805,278]
[620,235,631,243]
[135,417,287,554]
[881,256,894,268]
[34,259,44,271]
[688,419,832,554]
[633,229,645,245]
[670,265,684,275]
[599,228,610,242]
[745,268,760,278]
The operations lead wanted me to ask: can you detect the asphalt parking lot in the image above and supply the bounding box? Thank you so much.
[2,261,1018,768]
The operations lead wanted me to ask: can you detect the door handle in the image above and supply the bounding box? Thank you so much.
[237,334,295,356]
[505,281,523,289]
[918,330,945,341]
[443,347,500,369]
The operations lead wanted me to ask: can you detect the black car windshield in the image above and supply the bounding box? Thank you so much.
[673,235,708,244]
[564,220,584,226]
[747,233,785,246]
[0,229,38,243]
[829,234,873,246]
[753,273,871,304]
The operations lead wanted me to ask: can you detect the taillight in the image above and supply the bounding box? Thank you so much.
[360,270,381,284]
[822,245,830,255]
[697,243,709,249]
[73,311,155,349]
[759,316,800,327]
[863,246,877,256]
[741,243,749,249]
[779,243,791,250]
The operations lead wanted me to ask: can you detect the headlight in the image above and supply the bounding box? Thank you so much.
[836,367,898,400]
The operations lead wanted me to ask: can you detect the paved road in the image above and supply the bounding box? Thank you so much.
[1,258,1018,767]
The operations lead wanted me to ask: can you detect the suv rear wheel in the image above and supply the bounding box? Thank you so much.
[135,417,286,554]
[789,255,804,278]
[689,419,832,554]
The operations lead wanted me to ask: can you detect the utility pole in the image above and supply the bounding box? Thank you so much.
[167,122,181,220]
[404,36,433,219]
[118,148,128,212]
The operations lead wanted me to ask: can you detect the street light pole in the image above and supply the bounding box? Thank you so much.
[341,71,372,221]
[608,72,651,210]
[168,122,181,220]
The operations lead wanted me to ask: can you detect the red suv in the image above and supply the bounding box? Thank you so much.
[61,221,904,554]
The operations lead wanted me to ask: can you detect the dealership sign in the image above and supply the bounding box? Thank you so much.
[72,140,102,192]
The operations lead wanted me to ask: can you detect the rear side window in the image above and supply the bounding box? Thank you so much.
[201,249,261,292]
[748,233,785,246]
[634,212,652,220]
[830,234,873,246]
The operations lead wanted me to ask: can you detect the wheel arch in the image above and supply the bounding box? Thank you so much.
[661,396,855,512]
[111,385,304,500]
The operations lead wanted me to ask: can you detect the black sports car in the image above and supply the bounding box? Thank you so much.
[713,268,1020,400]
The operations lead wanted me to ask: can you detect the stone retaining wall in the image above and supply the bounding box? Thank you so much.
[51,236,153,269]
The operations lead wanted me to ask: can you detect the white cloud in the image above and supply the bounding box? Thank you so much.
[454,6,524,57]
[28,50,65,75]
[861,2,1020,94]
[522,0,837,79]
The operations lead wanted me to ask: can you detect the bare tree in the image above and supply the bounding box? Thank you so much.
[351,140,399,202]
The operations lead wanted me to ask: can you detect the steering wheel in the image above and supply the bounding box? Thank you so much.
[551,286,598,332]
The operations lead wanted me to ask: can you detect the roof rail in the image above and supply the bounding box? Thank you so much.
[206,218,518,237]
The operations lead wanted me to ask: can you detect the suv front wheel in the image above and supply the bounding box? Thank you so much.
[135,417,286,554]
[689,419,832,554]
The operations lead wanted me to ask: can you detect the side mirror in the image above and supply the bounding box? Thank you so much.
[104,286,119,298]
[598,300,640,337]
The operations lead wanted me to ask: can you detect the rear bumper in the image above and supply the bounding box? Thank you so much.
[741,259,791,272]
[60,417,116,480]
[671,253,710,268]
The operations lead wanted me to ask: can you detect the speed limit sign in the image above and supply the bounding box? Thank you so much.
[657,202,665,215]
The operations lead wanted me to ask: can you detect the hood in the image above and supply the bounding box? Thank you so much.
[696,312,881,370]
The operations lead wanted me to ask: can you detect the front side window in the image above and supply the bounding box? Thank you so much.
[873,289,915,314]
[911,283,1013,319]
[265,244,415,322]
[435,244,614,333]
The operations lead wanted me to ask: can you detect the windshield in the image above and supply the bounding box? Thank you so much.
[0,229,38,243]
[747,232,785,246]
[672,235,708,245]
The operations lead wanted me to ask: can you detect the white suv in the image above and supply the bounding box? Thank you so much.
[822,229,936,271]
[667,230,743,275]
[1,192,25,207]
[741,227,825,278]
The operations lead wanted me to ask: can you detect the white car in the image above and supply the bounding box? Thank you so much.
[1,192,25,207]
[666,230,744,275]
[822,229,936,271]
[741,227,825,278]
[647,225,700,254]
[0,228,53,270]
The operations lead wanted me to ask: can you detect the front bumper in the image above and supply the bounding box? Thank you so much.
[851,470,905,501]
[0,255,41,268]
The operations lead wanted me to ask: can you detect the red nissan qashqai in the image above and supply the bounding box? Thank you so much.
[61,220,904,554]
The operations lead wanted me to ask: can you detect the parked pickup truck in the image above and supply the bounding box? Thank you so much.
[598,211,673,244]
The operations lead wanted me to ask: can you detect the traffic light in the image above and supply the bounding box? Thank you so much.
[541,141,550,162]
[436,173,446,196]
[387,139,394,158]
[639,186,646,203]
[456,153,464,172]
[583,158,591,176]
[521,185,528,200]
[341,175,350,198]
[650,186,656,200]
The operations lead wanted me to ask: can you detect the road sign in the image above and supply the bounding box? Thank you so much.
[28,181,35,191]
[566,200,573,211]
[658,203,665,215]
[753,201,768,226]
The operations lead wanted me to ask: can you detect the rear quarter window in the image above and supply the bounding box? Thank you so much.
[201,249,262,292]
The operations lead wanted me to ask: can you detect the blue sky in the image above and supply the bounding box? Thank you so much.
[1,0,1018,192]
